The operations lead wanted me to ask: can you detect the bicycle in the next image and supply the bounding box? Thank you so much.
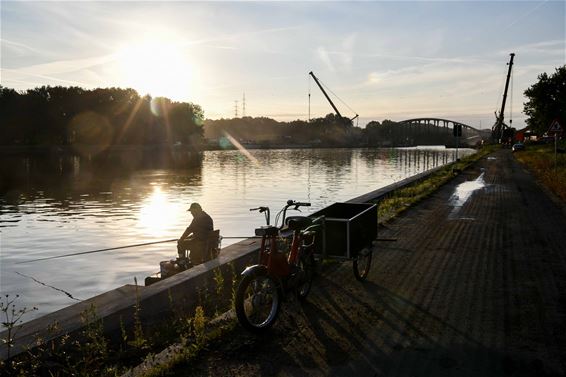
[235,200,323,333]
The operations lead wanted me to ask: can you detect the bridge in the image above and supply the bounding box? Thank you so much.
[397,118,492,147]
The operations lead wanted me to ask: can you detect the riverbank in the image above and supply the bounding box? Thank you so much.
[148,148,566,376]
[0,147,483,374]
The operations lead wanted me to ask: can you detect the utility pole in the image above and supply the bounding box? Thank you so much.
[234,100,238,118]
[308,91,311,122]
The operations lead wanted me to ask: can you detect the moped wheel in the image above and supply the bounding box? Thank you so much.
[353,247,372,281]
[235,271,281,333]
[297,253,315,300]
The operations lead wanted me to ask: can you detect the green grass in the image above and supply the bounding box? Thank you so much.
[514,140,566,202]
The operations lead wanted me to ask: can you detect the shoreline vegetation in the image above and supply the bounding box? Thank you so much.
[1,85,479,154]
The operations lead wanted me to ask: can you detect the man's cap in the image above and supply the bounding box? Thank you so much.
[188,202,202,211]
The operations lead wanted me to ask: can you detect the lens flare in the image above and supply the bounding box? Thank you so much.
[223,132,259,166]
[69,111,113,157]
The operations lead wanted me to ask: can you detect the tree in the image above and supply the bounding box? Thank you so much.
[523,65,566,135]
[0,86,205,148]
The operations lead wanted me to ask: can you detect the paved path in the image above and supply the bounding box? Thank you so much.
[173,149,566,376]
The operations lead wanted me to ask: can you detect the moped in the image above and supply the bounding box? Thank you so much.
[235,200,323,333]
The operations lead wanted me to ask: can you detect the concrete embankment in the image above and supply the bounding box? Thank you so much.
[0,162,452,361]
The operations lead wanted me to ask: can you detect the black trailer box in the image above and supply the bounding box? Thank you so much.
[310,202,377,259]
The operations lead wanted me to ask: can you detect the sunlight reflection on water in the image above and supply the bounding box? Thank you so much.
[0,147,473,321]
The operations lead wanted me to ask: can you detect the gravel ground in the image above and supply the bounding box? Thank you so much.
[165,149,566,377]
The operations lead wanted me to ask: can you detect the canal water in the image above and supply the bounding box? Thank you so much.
[0,147,474,321]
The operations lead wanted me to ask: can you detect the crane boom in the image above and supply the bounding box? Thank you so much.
[499,53,515,125]
[309,71,343,119]
[492,53,515,141]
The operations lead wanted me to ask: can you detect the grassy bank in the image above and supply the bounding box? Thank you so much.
[513,141,566,202]
[376,145,500,221]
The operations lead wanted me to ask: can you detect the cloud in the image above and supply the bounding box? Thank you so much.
[314,33,357,73]
[6,54,116,76]
[316,47,335,72]
[1,38,46,57]
[2,53,118,88]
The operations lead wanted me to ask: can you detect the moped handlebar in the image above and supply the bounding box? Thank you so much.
[250,206,269,213]
[277,200,312,228]
[293,202,311,207]
[285,200,311,208]
[250,206,270,225]
[251,201,312,229]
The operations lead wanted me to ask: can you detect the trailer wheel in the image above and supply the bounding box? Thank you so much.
[353,247,372,281]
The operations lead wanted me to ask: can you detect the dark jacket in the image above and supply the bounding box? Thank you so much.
[184,211,213,240]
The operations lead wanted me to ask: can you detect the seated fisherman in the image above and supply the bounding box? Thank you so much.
[177,203,214,266]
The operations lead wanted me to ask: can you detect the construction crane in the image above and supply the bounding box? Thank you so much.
[492,53,515,142]
[309,71,359,125]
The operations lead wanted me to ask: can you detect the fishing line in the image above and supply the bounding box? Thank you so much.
[17,238,179,264]
[15,271,82,301]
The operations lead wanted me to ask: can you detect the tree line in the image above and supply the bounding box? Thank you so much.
[205,115,473,147]
[0,86,204,148]
[204,114,363,147]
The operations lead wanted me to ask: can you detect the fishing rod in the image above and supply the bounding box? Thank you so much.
[220,236,260,239]
[17,236,261,264]
[17,238,179,264]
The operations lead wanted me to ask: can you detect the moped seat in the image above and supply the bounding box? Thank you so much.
[255,226,279,237]
[286,216,312,230]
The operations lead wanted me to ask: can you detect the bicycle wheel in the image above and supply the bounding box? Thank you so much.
[235,270,281,333]
[297,253,315,300]
[353,247,372,281]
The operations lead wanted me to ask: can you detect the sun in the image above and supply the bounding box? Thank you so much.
[115,37,195,100]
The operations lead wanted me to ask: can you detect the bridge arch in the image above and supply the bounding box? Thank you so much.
[398,118,490,146]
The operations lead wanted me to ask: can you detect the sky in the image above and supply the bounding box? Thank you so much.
[1,1,565,129]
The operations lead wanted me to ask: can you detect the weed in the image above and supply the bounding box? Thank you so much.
[193,306,206,346]
[67,304,110,376]
[228,261,239,310]
[131,277,149,351]
[0,294,37,360]
[213,267,224,297]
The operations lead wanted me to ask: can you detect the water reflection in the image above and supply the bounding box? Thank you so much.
[138,186,185,237]
[0,154,203,221]
[1,147,474,321]
[449,171,487,219]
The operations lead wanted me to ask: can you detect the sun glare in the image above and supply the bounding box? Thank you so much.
[115,37,195,100]
[138,186,181,237]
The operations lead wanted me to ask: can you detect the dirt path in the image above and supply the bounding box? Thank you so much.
[169,149,566,377]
